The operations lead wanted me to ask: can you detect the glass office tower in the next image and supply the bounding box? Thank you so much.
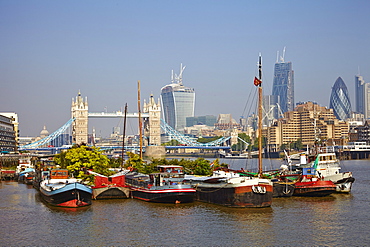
[329,77,352,120]
[272,47,294,118]
[161,65,195,130]
[355,75,365,114]
[272,59,294,115]
[365,83,370,119]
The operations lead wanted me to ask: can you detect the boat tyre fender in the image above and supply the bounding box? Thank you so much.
[252,185,266,194]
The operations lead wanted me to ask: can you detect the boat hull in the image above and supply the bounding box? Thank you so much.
[334,177,355,193]
[130,187,196,203]
[293,180,336,197]
[321,173,355,193]
[195,184,273,208]
[40,183,92,207]
[92,186,130,200]
[273,182,295,197]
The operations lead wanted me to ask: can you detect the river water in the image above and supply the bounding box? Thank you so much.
[0,159,369,246]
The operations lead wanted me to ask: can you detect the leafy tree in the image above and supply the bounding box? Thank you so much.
[141,157,228,176]
[124,152,157,174]
[109,157,124,168]
[232,133,251,151]
[197,136,222,144]
[161,139,181,146]
[250,136,267,151]
[293,138,303,151]
[179,158,227,176]
[280,138,303,151]
[54,145,113,183]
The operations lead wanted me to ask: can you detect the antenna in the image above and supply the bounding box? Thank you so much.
[178,63,186,85]
[279,47,286,62]
[173,63,186,84]
[276,51,279,63]
[171,70,174,83]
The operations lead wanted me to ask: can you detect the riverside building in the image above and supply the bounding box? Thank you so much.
[266,102,349,152]
[0,114,17,153]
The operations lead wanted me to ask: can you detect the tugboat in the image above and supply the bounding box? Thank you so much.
[302,152,354,193]
[287,150,355,193]
[283,167,336,197]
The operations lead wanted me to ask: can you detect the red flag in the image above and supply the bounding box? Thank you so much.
[254,77,262,86]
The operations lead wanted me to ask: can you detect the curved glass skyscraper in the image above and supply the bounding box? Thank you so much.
[329,77,352,120]
[161,64,195,130]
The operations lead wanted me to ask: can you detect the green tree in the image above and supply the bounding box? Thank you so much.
[179,158,227,176]
[147,157,228,176]
[293,138,303,151]
[251,136,267,151]
[54,145,113,183]
[124,152,157,174]
[232,133,251,151]
[109,157,124,168]
[161,139,181,146]
[197,136,222,144]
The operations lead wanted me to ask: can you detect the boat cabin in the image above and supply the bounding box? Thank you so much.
[157,165,184,174]
[149,166,186,187]
[50,169,69,179]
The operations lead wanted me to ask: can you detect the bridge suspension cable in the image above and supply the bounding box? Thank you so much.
[160,119,231,147]
[19,118,75,149]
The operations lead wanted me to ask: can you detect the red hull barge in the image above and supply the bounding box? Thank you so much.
[293,179,336,197]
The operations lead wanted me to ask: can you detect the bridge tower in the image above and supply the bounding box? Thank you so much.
[143,94,165,158]
[71,91,88,144]
[230,128,239,146]
[143,94,161,145]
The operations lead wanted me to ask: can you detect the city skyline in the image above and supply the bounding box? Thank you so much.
[1,1,370,137]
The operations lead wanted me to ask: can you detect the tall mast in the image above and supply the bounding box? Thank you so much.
[258,54,263,176]
[121,103,128,168]
[137,80,143,159]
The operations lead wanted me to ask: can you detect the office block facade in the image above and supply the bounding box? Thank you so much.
[272,60,294,115]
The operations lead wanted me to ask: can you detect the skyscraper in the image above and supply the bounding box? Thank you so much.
[355,75,365,114]
[364,82,370,119]
[329,77,352,120]
[161,64,195,130]
[272,48,294,115]
[355,74,370,119]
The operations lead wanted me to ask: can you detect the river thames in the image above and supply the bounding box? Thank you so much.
[0,159,369,246]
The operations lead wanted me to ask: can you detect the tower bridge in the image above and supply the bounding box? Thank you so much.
[19,91,235,154]
[88,112,149,118]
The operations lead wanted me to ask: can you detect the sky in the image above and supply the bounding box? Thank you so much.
[1,0,370,137]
